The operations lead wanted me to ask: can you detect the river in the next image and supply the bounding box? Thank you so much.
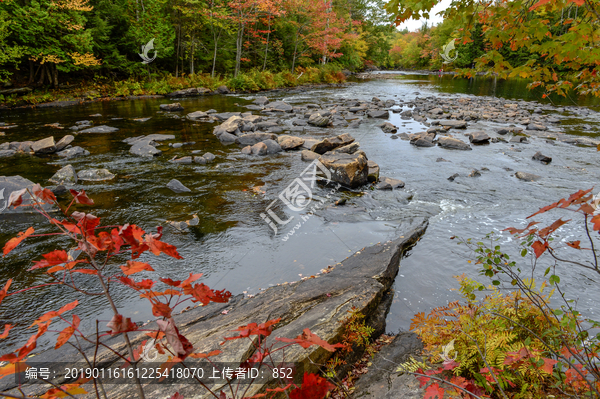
[0,74,599,353]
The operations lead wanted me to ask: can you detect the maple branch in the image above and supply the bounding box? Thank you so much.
[0,392,37,399]
[407,371,486,399]
[583,215,599,272]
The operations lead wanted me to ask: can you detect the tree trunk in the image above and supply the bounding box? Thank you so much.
[38,65,45,85]
[292,31,300,72]
[211,30,220,78]
[45,65,53,86]
[176,16,181,77]
[190,39,194,75]
[52,64,58,87]
[28,60,34,85]
[234,22,245,77]
[262,17,271,72]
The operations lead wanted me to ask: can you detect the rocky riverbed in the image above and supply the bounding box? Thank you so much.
[0,75,599,393]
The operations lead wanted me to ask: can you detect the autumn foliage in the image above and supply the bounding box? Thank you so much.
[0,186,343,399]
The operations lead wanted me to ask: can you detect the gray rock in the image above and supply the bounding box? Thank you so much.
[127,134,174,157]
[311,133,355,154]
[375,177,405,190]
[448,173,460,182]
[515,171,541,181]
[203,152,216,162]
[187,111,209,120]
[253,96,269,106]
[213,112,241,121]
[78,125,119,133]
[133,117,151,122]
[217,116,244,134]
[468,169,481,177]
[9,142,33,152]
[77,169,115,181]
[467,131,490,144]
[160,103,184,112]
[301,150,320,162]
[49,165,77,185]
[167,179,191,193]
[307,113,331,127]
[301,138,320,150]
[0,150,16,158]
[437,136,472,150]
[193,156,207,164]
[251,142,268,156]
[367,160,380,182]
[255,121,279,130]
[50,185,68,196]
[262,139,282,154]
[215,85,230,94]
[436,158,450,162]
[55,135,75,151]
[368,110,388,119]
[56,146,90,158]
[0,176,56,215]
[379,122,397,133]
[236,133,277,146]
[411,138,435,147]
[510,136,528,143]
[278,136,305,150]
[526,123,548,131]
[217,132,238,143]
[267,101,293,113]
[319,153,368,188]
[32,137,57,154]
[532,151,552,164]
[437,120,468,129]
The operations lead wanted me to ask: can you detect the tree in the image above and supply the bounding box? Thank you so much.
[0,1,23,83]
[386,0,600,97]
[7,0,100,87]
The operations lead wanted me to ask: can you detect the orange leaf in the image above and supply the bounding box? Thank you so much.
[532,241,549,258]
[121,261,154,276]
[189,350,221,359]
[424,383,445,399]
[276,328,345,352]
[30,250,69,270]
[0,324,12,339]
[32,301,78,327]
[566,241,581,249]
[69,189,94,205]
[145,235,183,259]
[542,358,558,374]
[55,315,80,349]
[152,302,173,318]
[3,227,35,256]
[106,314,138,335]
[0,279,12,306]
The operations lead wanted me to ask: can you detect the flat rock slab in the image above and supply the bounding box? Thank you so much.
[368,110,389,118]
[236,133,277,146]
[266,101,293,112]
[311,134,355,154]
[1,223,428,398]
[78,125,119,134]
[167,179,191,193]
[32,137,57,154]
[213,112,242,121]
[351,333,424,398]
[376,177,405,190]
[56,146,89,158]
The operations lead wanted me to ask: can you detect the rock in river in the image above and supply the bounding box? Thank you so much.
[301,150,319,162]
[77,169,115,182]
[311,133,355,154]
[307,113,331,127]
[31,137,57,154]
[78,125,119,134]
[49,165,77,185]
[319,153,368,188]
[187,111,209,120]
[56,135,75,151]
[375,177,405,190]
[532,151,552,164]
[379,122,397,133]
[266,101,293,113]
[235,132,277,146]
[367,160,380,182]
[515,171,541,181]
[467,131,490,144]
[278,135,304,150]
[0,176,56,215]
[167,179,191,193]
[437,136,472,150]
[57,146,90,158]
[160,103,184,112]
[251,142,268,156]
[262,139,282,154]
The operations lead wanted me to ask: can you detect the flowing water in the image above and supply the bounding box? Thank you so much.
[0,74,599,353]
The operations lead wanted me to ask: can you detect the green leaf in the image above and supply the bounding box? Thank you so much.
[521,249,527,257]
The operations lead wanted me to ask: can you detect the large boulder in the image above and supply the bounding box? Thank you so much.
[78,125,119,133]
[49,165,77,185]
[236,133,277,146]
[311,133,355,154]
[77,169,115,182]
[379,122,398,133]
[253,96,269,106]
[0,176,56,215]
[0,150,16,158]
[437,136,472,150]
[215,85,230,94]
[376,177,405,190]
[255,120,279,131]
[31,137,57,154]
[318,153,368,188]
[213,112,241,121]
[331,142,360,154]
[127,134,175,157]
[307,113,331,127]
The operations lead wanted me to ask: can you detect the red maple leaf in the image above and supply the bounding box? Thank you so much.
[30,250,69,270]
[289,373,334,399]
[106,314,138,335]
[276,328,345,352]
[532,240,549,258]
[223,318,281,342]
[3,227,35,256]
[424,383,445,399]
[69,190,94,205]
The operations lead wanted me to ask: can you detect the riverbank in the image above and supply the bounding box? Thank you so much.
[0,65,349,109]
